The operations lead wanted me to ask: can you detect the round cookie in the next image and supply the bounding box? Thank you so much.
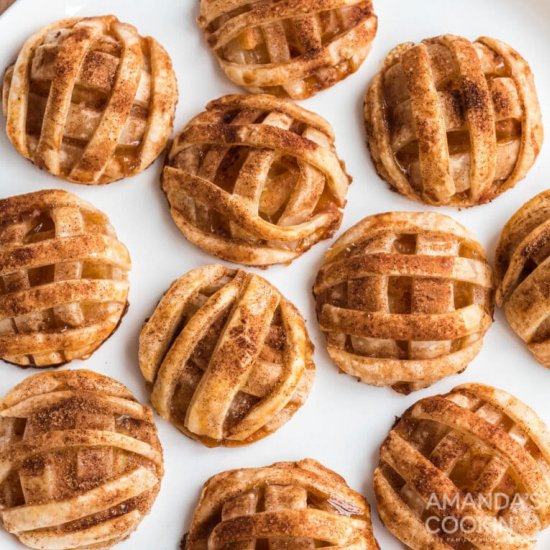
[199,0,378,99]
[496,189,550,367]
[139,264,315,447]
[162,94,350,266]
[184,459,380,549]
[365,35,543,206]
[2,16,177,184]
[0,369,163,549]
[313,211,494,393]
[374,383,550,548]
[0,189,131,367]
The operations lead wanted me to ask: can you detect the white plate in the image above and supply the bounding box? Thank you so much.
[1,0,550,548]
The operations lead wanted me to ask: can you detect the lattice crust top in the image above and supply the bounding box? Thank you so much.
[184,459,380,549]
[365,34,543,207]
[0,189,131,367]
[495,190,550,368]
[162,94,350,267]
[139,264,314,447]
[0,370,163,550]
[198,0,378,100]
[313,212,494,394]
[2,16,177,185]
[374,384,550,550]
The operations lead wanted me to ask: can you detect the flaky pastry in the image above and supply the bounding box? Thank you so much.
[0,189,131,367]
[495,189,550,367]
[2,16,177,184]
[313,212,494,393]
[183,459,380,549]
[374,383,550,549]
[198,0,378,99]
[0,369,163,550]
[139,264,314,447]
[162,94,350,267]
[365,35,543,206]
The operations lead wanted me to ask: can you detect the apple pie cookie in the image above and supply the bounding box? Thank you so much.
[0,189,131,367]
[0,369,163,550]
[183,459,380,549]
[374,383,550,549]
[198,0,378,99]
[365,35,543,206]
[162,94,350,266]
[313,212,494,394]
[2,16,177,184]
[496,189,550,367]
[139,264,314,447]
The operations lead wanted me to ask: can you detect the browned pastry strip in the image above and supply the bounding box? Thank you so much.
[0,189,131,367]
[374,384,550,549]
[495,189,550,367]
[184,459,380,548]
[199,0,378,99]
[139,264,314,447]
[313,211,494,393]
[162,94,350,267]
[0,370,163,550]
[2,16,177,184]
[365,34,543,206]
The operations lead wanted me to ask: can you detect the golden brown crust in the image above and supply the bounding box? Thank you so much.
[364,35,543,207]
[313,212,494,393]
[0,369,163,550]
[139,264,315,447]
[374,383,550,549]
[495,189,550,367]
[2,16,178,185]
[162,94,350,267]
[0,189,131,367]
[198,0,378,99]
[184,459,379,548]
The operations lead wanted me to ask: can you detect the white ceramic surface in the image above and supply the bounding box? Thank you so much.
[1,0,550,548]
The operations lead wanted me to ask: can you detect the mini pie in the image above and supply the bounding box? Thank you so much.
[365,34,543,206]
[374,383,550,549]
[0,189,131,367]
[313,212,494,394]
[0,369,163,550]
[2,16,177,184]
[139,264,315,447]
[162,94,350,267]
[198,0,378,100]
[495,189,550,367]
[183,459,380,549]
